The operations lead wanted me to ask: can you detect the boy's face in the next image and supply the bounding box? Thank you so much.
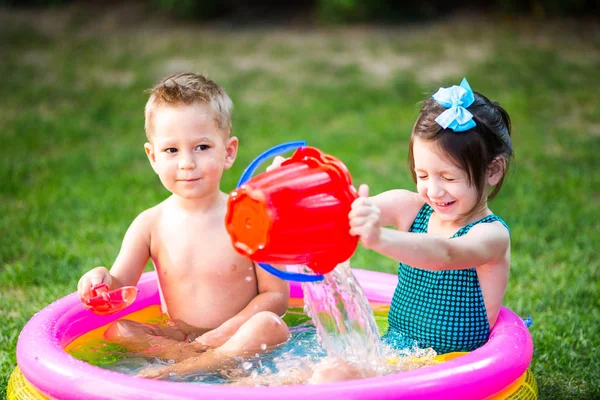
[144,103,238,200]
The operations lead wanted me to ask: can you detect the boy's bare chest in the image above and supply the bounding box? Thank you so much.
[151,216,253,281]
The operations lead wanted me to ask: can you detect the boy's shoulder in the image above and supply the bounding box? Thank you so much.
[131,199,168,227]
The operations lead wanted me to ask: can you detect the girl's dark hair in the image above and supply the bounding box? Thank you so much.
[408,91,513,218]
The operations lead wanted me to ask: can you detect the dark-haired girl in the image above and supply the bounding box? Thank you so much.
[350,78,514,354]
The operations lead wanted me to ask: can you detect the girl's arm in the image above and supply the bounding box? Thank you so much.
[370,189,424,231]
[371,223,509,270]
[350,185,509,270]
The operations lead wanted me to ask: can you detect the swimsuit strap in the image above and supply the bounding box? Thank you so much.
[409,203,510,237]
[452,214,510,238]
[408,204,434,233]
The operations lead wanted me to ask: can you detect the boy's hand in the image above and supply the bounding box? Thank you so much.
[77,266,112,303]
[195,317,241,348]
[349,184,382,249]
[195,328,229,348]
[266,156,286,172]
[137,364,171,380]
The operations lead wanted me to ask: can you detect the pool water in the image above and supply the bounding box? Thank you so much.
[66,261,441,387]
[65,298,410,384]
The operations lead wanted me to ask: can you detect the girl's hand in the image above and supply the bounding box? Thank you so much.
[266,156,286,172]
[77,266,112,302]
[349,184,382,249]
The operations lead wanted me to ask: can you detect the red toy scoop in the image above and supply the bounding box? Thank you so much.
[84,283,138,315]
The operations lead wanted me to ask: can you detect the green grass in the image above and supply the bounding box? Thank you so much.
[1,6,599,399]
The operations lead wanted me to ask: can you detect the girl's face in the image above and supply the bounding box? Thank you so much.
[412,137,481,225]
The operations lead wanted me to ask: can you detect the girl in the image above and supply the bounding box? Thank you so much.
[349,78,513,354]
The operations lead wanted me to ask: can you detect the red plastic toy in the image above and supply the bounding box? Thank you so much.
[83,283,138,315]
[226,146,358,275]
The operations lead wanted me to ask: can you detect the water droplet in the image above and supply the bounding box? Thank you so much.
[245,276,252,282]
[260,343,267,351]
[242,361,253,370]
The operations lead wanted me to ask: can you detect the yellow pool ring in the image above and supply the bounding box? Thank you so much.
[7,366,49,400]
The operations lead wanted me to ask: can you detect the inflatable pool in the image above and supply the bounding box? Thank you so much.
[8,269,537,400]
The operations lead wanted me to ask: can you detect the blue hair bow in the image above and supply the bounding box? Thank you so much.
[432,78,476,132]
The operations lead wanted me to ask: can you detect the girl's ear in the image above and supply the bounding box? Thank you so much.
[224,136,239,170]
[487,157,506,186]
[144,142,158,173]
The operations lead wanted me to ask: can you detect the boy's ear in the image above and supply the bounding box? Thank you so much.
[487,157,505,186]
[224,136,239,170]
[144,142,158,173]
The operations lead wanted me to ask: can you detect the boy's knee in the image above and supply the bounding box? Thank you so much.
[244,311,290,345]
[254,311,288,332]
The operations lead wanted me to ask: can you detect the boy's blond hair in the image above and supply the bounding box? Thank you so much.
[144,72,233,139]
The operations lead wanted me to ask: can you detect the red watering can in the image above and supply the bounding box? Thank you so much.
[226,143,358,281]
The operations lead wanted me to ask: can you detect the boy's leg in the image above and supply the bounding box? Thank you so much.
[104,319,209,362]
[138,311,290,379]
[308,358,365,384]
[218,311,290,357]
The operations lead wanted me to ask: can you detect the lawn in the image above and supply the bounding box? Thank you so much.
[1,4,598,399]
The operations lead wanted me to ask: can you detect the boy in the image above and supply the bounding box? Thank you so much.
[77,73,290,379]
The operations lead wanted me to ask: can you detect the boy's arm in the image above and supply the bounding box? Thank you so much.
[78,209,152,301]
[196,263,289,347]
[370,222,509,271]
[233,264,289,321]
[107,209,153,287]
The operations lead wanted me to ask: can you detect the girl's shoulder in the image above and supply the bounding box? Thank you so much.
[460,210,510,238]
[372,189,424,231]
[464,217,510,241]
[458,217,511,262]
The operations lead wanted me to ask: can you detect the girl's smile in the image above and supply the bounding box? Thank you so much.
[412,137,481,225]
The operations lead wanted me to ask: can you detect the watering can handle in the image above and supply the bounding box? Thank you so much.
[237,141,307,188]
[236,141,325,283]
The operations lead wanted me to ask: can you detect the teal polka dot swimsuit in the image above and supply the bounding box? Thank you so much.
[384,203,509,354]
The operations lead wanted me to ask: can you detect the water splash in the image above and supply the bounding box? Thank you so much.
[301,261,388,376]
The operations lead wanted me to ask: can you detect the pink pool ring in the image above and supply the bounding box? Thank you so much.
[9,270,535,400]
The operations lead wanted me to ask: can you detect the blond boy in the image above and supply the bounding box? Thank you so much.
[77,73,290,379]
